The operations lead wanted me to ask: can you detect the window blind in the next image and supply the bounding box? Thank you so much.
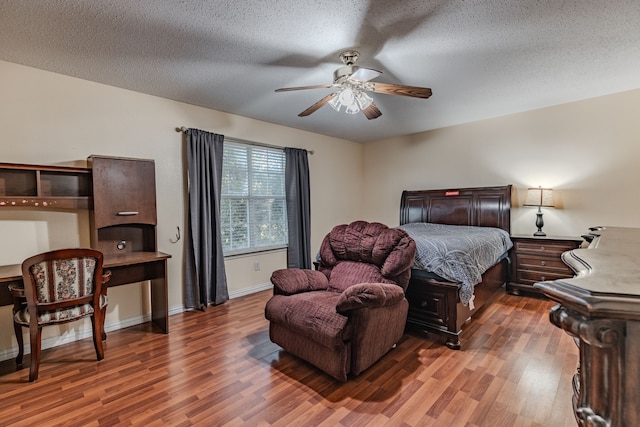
[221,141,287,254]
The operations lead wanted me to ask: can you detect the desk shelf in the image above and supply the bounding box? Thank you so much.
[0,163,92,210]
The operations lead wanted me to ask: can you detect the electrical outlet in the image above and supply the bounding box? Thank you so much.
[254,261,260,271]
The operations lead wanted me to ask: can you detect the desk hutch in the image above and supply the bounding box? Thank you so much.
[0,155,170,333]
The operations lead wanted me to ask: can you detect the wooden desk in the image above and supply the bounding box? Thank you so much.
[0,251,171,333]
[535,227,640,427]
[0,265,20,307]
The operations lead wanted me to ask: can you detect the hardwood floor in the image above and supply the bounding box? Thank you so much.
[0,289,578,426]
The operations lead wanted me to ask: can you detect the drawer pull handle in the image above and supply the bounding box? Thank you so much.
[540,246,546,251]
[541,276,546,281]
[540,261,546,266]
[117,211,139,216]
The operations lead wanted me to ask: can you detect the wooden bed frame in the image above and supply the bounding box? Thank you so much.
[400,185,512,349]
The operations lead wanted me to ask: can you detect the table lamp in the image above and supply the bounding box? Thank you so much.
[523,186,554,236]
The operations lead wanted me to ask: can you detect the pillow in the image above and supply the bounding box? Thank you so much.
[326,261,391,293]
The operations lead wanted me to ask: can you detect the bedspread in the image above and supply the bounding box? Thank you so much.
[398,222,513,307]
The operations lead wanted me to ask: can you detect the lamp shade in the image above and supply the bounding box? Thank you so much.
[523,187,555,208]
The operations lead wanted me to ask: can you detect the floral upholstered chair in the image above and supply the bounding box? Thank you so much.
[11,248,111,382]
[265,221,416,381]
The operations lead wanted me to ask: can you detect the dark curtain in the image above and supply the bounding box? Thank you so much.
[284,147,311,269]
[184,128,229,309]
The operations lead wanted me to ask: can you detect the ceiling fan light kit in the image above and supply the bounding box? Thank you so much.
[275,50,432,120]
[328,86,373,114]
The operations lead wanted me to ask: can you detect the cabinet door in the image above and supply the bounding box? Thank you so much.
[91,156,157,228]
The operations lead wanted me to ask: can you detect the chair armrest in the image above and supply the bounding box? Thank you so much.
[270,268,329,295]
[102,270,112,285]
[336,283,405,313]
[8,284,25,298]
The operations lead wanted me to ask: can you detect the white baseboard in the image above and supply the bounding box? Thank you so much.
[0,284,272,362]
[168,304,185,317]
[0,305,181,362]
[229,282,272,299]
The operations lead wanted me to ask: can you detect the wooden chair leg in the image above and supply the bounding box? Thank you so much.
[91,314,105,361]
[101,305,107,341]
[14,322,24,366]
[28,325,42,382]
[12,292,25,366]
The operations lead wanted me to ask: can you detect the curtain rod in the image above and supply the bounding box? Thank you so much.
[176,127,314,155]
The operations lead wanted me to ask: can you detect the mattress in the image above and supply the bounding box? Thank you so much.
[398,222,513,306]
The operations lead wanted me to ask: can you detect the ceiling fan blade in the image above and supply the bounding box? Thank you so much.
[362,102,382,120]
[275,84,334,92]
[298,92,338,117]
[369,82,432,99]
[350,66,382,82]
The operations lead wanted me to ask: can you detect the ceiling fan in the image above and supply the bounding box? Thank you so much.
[275,50,432,120]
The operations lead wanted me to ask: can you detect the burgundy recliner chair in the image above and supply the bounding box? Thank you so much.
[265,221,416,381]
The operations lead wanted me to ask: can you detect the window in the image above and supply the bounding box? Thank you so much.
[221,140,287,255]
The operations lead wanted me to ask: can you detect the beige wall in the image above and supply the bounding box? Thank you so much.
[363,89,640,237]
[0,60,363,360]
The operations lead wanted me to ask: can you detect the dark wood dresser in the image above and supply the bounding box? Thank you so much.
[535,227,640,427]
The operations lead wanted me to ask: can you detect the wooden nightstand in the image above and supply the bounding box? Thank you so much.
[507,235,584,295]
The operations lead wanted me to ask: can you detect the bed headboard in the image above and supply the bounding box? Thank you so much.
[400,185,512,233]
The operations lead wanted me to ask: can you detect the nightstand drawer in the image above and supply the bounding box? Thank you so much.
[516,254,573,273]
[516,269,572,285]
[514,241,577,256]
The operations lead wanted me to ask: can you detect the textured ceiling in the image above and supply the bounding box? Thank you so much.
[1,0,639,143]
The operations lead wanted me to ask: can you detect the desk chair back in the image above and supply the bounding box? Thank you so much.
[14,248,109,382]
